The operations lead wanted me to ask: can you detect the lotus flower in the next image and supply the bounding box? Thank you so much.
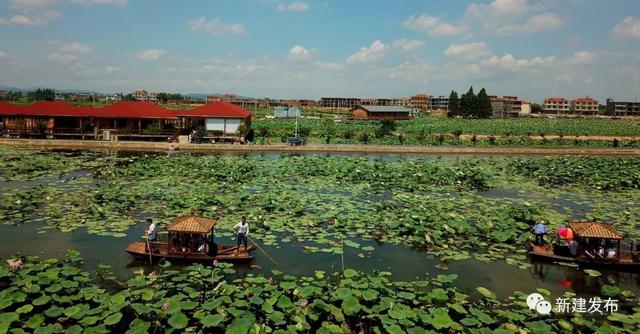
[213,259,219,265]
[162,302,169,311]
[7,259,23,271]
[268,277,273,284]
[299,299,309,308]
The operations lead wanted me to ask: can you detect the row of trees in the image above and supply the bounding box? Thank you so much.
[156,93,184,104]
[447,87,493,118]
[26,88,56,102]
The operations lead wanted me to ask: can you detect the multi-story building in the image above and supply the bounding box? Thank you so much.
[132,90,158,103]
[606,98,640,117]
[570,97,599,115]
[410,94,429,112]
[490,96,521,117]
[321,95,429,112]
[428,96,449,112]
[319,97,360,109]
[543,97,570,114]
[520,101,531,115]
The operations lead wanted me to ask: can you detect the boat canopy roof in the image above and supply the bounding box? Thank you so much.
[569,221,623,240]
[166,215,217,234]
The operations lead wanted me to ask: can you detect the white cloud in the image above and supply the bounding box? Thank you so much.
[466,0,530,20]
[48,53,80,62]
[612,17,640,39]
[378,60,433,83]
[391,39,425,52]
[69,0,127,6]
[0,51,7,60]
[521,12,565,32]
[288,45,314,60]
[481,53,556,71]
[568,51,594,65]
[403,14,467,37]
[277,1,309,12]
[8,10,60,26]
[444,42,491,59]
[9,0,58,10]
[186,17,246,36]
[136,49,167,61]
[495,12,564,34]
[346,40,389,64]
[47,41,93,62]
[316,62,345,71]
[55,41,93,55]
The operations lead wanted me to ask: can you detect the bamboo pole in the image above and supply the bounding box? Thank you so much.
[145,236,153,266]
[248,236,278,265]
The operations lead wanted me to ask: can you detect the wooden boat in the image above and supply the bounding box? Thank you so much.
[529,220,640,270]
[126,215,256,263]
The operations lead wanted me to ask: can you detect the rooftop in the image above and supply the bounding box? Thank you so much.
[0,101,251,119]
[569,221,623,240]
[166,215,217,234]
[355,105,414,113]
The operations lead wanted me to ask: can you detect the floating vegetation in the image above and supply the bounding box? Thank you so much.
[1,252,639,333]
[1,148,640,268]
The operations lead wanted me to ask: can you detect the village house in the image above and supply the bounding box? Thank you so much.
[350,105,413,120]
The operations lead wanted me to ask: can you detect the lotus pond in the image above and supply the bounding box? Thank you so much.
[2,147,640,333]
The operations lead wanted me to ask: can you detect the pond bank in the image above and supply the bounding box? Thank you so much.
[2,138,640,155]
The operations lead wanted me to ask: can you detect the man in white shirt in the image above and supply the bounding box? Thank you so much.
[233,216,249,252]
[146,218,157,242]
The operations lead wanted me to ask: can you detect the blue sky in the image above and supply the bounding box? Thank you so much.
[1,0,639,102]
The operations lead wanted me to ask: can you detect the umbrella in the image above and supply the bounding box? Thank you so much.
[557,226,567,237]
[558,227,574,240]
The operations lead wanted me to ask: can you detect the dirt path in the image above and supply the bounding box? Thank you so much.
[2,138,640,156]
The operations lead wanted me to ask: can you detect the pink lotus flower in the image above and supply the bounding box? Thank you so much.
[162,302,170,311]
[6,259,23,271]
[268,277,273,284]
[213,259,219,265]
[148,271,156,277]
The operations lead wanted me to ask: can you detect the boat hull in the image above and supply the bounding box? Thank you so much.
[126,241,256,263]
[529,243,640,271]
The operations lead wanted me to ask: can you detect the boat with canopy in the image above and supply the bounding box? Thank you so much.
[529,220,640,270]
[126,215,255,263]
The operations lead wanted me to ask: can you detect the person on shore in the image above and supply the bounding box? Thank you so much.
[532,220,547,245]
[234,216,250,253]
[146,218,157,242]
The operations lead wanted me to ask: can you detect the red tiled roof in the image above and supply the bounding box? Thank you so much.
[177,102,251,118]
[544,97,567,102]
[0,101,252,119]
[572,97,598,104]
[0,101,19,114]
[97,102,176,119]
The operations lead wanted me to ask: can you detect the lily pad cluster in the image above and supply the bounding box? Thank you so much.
[1,252,639,333]
[2,149,640,267]
[510,157,640,190]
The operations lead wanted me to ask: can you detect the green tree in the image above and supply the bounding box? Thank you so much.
[375,119,396,138]
[156,93,169,104]
[27,88,55,101]
[477,88,493,118]
[447,91,459,117]
[531,103,543,113]
[459,86,478,118]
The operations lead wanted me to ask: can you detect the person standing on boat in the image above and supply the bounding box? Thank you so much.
[146,218,157,242]
[532,220,547,245]
[234,216,250,252]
